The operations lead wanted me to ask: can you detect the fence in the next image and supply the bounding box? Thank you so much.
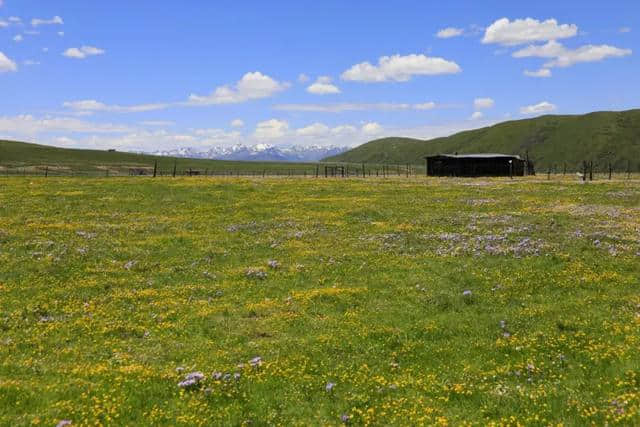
[0,160,639,180]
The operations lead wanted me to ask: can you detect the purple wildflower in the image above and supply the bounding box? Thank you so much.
[326,382,335,392]
[249,356,262,367]
[462,290,472,296]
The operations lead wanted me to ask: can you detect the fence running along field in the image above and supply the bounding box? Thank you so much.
[1,160,639,180]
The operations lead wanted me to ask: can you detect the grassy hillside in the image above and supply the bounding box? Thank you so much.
[325,109,640,170]
[0,139,316,175]
[1,176,639,424]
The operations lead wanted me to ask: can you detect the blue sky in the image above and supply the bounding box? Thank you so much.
[0,0,637,151]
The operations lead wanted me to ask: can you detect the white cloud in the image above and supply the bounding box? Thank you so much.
[414,102,436,110]
[513,40,632,68]
[32,16,63,27]
[8,17,21,23]
[482,18,577,46]
[297,73,310,83]
[0,51,17,72]
[0,20,7,28]
[545,44,632,68]
[253,119,289,139]
[362,122,383,135]
[524,68,551,78]
[512,40,566,58]
[0,115,133,135]
[619,27,631,33]
[42,47,49,52]
[296,122,330,137]
[306,76,341,95]
[63,99,168,113]
[274,102,440,113]
[24,60,40,66]
[436,27,464,38]
[188,71,289,105]
[474,97,494,109]
[231,119,244,128]
[341,53,461,82]
[470,111,484,120]
[331,125,357,135]
[13,34,22,42]
[58,31,64,37]
[520,101,556,115]
[63,46,105,59]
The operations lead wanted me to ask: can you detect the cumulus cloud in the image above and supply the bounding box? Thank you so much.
[341,53,461,82]
[296,122,331,137]
[231,119,244,128]
[0,20,7,28]
[513,40,632,68]
[520,101,556,115]
[253,119,289,139]
[13,34,22,42]
[63,46,105,59]
[436,27,464,38]
[473,97,494,109]
[8,17,21,23]
[524,68,551,78]
[362,122,383,135]
[188,72,289,105]
[32,16,64,27]
[470,111,484,120]
[63,99,168,113]
[0,51,17,72]
[306,76,341,95]
[482,18,577,46]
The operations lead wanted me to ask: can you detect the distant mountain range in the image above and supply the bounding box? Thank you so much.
[150,144,349,162]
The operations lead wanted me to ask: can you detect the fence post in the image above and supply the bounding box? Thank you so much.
[45,167,48,178]
[589,161,593,181]
[172,161,177,178]
[153,161,157,178]
[362,163,365,178]
[608,162,612,180]
[582,161,587,182]
[406,163,409,178]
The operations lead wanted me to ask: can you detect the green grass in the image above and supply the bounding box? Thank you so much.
[325,109,640,171]
[1,176,639,425]
[0,139,317,175]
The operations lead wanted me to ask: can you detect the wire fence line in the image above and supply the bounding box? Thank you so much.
[1,159,639,180]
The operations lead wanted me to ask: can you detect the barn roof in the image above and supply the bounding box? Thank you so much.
[425,153,522,160]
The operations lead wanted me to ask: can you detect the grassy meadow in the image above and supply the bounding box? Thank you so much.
[1,175,639,425]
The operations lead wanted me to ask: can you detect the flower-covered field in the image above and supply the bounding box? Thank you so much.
[1,176,639,425]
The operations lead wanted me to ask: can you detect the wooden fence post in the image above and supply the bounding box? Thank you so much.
[582,161,587,182]
[153,161,157,178]
[172,161,177,178]
[362,163,365,178]
[45,167,48,178]
[589,161,593,181]
[608,162,612,180]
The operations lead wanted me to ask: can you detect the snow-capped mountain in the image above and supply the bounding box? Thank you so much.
[149,144,349,162]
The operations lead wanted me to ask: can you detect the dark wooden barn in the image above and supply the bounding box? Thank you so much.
[425,154,531,177]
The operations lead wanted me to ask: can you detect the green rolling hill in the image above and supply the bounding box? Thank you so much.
[325,109,640,171]
[0,139,315,176]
